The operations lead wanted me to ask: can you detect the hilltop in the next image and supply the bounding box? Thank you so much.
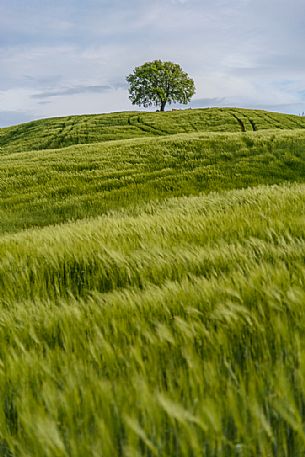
[1,107,305,153]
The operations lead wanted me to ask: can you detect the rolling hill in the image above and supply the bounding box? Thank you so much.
[1,108,305,456]
[1,107,305,154]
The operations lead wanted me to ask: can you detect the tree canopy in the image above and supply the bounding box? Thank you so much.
[126,60,195,112]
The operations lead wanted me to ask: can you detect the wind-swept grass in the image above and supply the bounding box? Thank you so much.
[1,108,305,456]
[1,129,305,234]
[0,184,305,456]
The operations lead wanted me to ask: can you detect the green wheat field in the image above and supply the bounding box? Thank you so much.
[1,107,305,456]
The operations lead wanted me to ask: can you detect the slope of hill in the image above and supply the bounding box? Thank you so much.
[1,109,305,456]
[0,107,305,154]
[1,128,305,234]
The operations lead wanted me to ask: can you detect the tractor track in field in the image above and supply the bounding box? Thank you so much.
[265,112,305,130]
[128,115,169,136]
[230,112,246,132]
[254,112,283,130]
[248,118,257,131]
[259,112,282,129]
[39,117,81,150]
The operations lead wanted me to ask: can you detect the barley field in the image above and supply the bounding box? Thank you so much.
[1,108,305,456]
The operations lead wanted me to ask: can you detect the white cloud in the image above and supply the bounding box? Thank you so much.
[0,0,304,126]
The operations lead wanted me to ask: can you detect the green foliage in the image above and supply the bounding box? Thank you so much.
[1,108,305,455]
[127,60,195,111]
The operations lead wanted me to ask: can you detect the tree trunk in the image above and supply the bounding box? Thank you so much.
[160,100,166,112]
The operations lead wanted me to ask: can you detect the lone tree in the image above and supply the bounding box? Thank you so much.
[127,60,195,112]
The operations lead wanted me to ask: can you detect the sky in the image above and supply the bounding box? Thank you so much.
[0,0,304,127]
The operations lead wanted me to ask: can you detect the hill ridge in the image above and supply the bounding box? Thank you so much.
[1,107,305,154]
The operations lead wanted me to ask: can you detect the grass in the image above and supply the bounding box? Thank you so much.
[0,107,305,154]
[1,129,305,234]
[1,108,305,456]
